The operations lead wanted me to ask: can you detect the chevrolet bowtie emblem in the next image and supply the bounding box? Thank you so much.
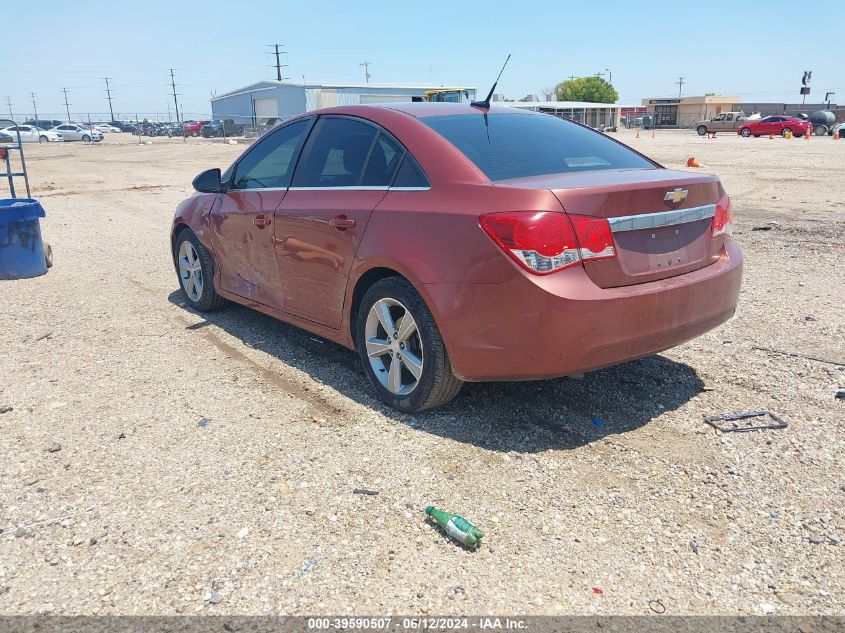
[664,188,688,203]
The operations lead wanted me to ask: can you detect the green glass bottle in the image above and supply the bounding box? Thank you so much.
[426,506,484,549]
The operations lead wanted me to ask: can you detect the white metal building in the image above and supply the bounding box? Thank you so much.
[501,101,632,128]
[211,81,477,126]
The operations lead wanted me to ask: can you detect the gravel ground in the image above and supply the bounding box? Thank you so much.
[0,130,843,616]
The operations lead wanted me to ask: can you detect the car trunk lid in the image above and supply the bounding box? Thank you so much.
[498,168,724,288]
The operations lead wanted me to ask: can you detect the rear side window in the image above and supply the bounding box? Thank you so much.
[232,118,310,189]
[391,154,429,188]
[293,117,378,187]
[361,132,404,186]
[421,113,655,181]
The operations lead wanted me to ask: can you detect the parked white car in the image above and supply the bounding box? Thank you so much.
[52,123,103,142]
[94,124,120,133]
[0,125,63,143]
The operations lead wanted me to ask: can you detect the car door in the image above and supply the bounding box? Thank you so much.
[275,116,404,329]
[209,117,314,309]
[55,125,74,141]
[14,126,36,142]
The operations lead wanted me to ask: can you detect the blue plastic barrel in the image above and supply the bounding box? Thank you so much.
[0,198,48,280]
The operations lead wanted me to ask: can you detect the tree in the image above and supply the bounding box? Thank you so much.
[555,76,619,103]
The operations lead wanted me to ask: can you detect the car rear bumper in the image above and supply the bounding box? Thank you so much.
[424,239,743,382]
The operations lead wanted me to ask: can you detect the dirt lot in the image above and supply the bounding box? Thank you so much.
[1,129,843,616]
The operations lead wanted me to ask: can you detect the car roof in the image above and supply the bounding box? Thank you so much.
[356,102,537,118]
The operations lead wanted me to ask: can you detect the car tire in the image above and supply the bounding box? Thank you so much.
[39,135,48,143]
[192,132,198,137]
[356,277,462,412]
[173,229,228,312]
[814,126,826,136]
[740,128,751,137]
[781,128,791,138]
[82,134,91,142]
[696,125,707,136]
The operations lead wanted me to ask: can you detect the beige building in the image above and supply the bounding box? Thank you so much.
[642,95,739,128]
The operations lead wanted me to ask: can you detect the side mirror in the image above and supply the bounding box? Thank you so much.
[192,168,223,193]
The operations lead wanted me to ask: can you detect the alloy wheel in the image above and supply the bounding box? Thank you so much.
[178,240,203,302]
[364,298,424,396]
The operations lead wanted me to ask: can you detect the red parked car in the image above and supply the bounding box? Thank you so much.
[171,103,742,411]
[737,116,813,138]
[183,120,210,137]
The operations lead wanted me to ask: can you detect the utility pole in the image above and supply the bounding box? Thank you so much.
[605,68,612,85]
[6,96,13,120]
[103,78,115,123]
[360,61,372,83]
[30,93,39,124]
[267,44,289,81]
[169,69,180,124]
[428,66,433,82]
[567,75,577,81]
[676,76,685,99]
[62,88,71,122]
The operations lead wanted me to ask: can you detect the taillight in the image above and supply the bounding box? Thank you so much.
[479,211,616,275]
[712,193,733,238]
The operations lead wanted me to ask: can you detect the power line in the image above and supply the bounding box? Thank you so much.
[169,69,180,124]
[103,78,115,123]
[61,88,71,121]
[359,61,372,83]
[676,76,686,99]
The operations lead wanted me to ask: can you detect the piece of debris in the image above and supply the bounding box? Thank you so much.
[689,540,700,555]
[35,330,54,342]
[0,406,12,414]
[751,345,845,368]
[426,506,483,549]
[751,225,773,231]
[808,534,826,545]
[236,527,249,539]
[835,390,845,400]
[805,315,817,322]
[702,386,716,392]
[46,442,62,453]
[592,587,604,596]
[591,417,605,428]
[208,592,221,604]
[197,417,212,428]
[353,488,379,496]
[297,558,319,577]
[648,599,666,614]
[704,410,788,433]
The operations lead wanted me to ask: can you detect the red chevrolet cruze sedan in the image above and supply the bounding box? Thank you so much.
[171,103,742,411]
[737,115,813,138]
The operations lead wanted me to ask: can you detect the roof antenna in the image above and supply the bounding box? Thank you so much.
[471,54,511,110]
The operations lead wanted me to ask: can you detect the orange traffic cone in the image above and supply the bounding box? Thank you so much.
[651,131,655,138]
[804,131,810,140]
[835,131,841,140]
[635,129,640,138]
[686,157,701,168]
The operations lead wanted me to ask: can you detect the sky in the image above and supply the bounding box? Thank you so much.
[2,0,841,121]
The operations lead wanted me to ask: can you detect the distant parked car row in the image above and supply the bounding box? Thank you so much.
[0,125,64,143]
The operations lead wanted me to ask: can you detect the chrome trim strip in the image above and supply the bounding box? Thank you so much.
[287,185,390,191]
[388,186,431,192]
[607,204,716,233]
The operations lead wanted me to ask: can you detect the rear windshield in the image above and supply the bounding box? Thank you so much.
[421,112,655,181]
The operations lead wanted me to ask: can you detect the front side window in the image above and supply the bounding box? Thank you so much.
[293,117,378,187]
[421,113,655,181]
[231,118,310,190]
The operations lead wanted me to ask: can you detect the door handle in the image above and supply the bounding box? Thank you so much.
[254,214,271,227]
[329,215,356,230]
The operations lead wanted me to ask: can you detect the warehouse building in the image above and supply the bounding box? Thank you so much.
[210,81,477,126]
